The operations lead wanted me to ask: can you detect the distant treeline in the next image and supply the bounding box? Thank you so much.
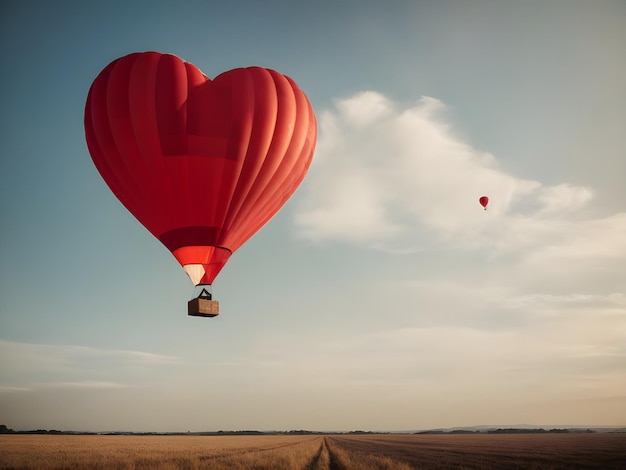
[4,424,623,436]
[488,428,579,434]
[0,425,372,436]
[415,428,596,435]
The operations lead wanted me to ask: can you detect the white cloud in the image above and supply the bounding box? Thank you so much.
[218,316,625,411]
[295,91,626,322]
[335,90,393,128]
[296,92,602,256]
[0,386,33,393]
[536,184,593,215]
[43,381,128,390]
[0,341,181,390]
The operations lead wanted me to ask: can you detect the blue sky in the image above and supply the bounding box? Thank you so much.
[1,0,625,432]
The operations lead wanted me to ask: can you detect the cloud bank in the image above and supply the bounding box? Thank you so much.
[295,92,619,260]
[0,341,181,391]
[286,92,626,428]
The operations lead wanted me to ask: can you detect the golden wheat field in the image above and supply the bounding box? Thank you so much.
[1,433,625,469]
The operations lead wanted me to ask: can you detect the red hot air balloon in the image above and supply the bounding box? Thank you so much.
[84,52,317,316]
[479,196,489,210]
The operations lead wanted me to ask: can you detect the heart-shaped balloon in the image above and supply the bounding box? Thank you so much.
[85,52,317,285]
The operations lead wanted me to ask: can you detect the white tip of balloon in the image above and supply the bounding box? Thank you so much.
[183,264,205,285]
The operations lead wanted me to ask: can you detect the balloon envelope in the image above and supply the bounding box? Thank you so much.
[479,196,489,209]
[85,52,317,285]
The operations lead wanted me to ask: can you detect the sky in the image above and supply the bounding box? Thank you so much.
[1,0,625,433]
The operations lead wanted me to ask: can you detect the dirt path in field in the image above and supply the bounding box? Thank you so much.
[305,436,343,470]
[325,436,346,470]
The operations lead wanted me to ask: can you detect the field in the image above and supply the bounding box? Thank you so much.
[1,433,625,469]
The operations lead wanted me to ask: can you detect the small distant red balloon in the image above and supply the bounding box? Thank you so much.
[479,196,489,210]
